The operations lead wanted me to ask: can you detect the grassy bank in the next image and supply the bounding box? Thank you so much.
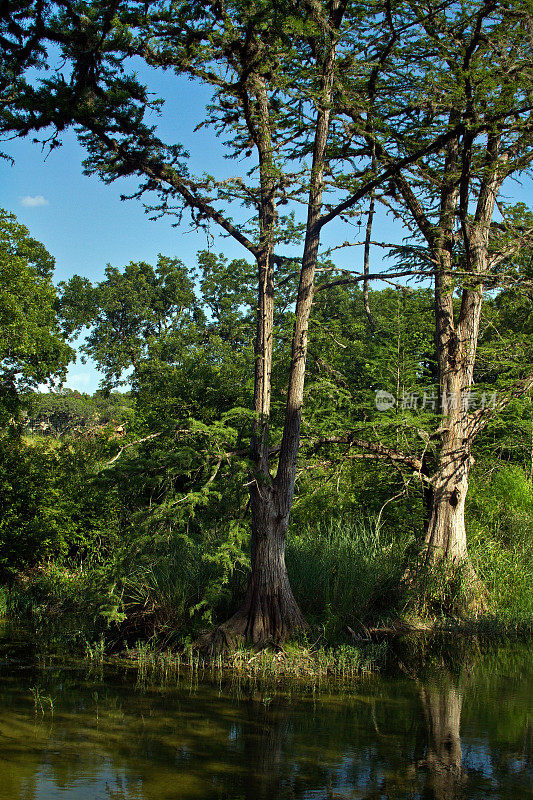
[2,504,531,681]
[115,640,387,683]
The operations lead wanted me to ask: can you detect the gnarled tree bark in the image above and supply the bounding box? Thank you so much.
[205,2,347,648]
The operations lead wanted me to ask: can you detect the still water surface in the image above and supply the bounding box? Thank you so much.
[0,639,531,800]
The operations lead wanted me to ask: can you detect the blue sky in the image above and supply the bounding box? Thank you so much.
[1,70,532,393]
[0,72,394,393]
[0,76,256,392]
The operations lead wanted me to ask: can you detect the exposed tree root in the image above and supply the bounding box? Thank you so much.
[403,553,488,618]
[196,592,306,657]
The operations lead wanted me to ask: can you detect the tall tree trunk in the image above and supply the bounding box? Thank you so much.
[423,278,483,593]
[425,425,472,567]
[217,4,346,646]
[423,132,501,588]
[219,485,304,644]
[423,297,481,569]
[241,74,306,643]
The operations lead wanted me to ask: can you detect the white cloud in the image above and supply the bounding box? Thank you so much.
[21,195,49,208]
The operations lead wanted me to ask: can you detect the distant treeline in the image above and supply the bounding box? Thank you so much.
[21,390,133,437]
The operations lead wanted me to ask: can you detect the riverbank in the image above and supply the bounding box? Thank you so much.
[1,527,531,683]
[2,612,531,687]
[113,620,533,683]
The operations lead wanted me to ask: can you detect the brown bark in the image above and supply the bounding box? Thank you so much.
[228,71,306,645]
[216,486,304,646]
[218,3,347,646]
[423,135,502,579]
[423,282,481,569]
[424,424,473,568]
[372,120,503,596]
[419,685,466,800]
[275,4,343,507]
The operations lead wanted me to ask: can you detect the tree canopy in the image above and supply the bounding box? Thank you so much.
[1,0,533,637]
[0,208,73,416]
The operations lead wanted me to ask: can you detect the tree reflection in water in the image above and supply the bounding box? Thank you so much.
[0,643,531,800]
[241,698,293,800]
[419,683,465,800]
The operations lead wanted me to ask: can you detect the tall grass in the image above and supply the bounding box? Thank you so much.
[468,466,533,620]
[287,517,413,636]
[0,585,7,618]
[119,556,204,646]
[6,517,413,651]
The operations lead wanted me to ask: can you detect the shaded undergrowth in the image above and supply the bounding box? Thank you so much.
[3,495,532,667]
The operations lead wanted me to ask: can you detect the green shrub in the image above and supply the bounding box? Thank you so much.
[7,517,250,651]
[0,432,121,580]
[7,562,125,650]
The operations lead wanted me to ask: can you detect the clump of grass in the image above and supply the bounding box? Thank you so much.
[403,559,474,620]
[468,466,533,621]
[29,685,55,715]
[221,640,387,682]
[470,533,533,619]
[287,517,413,636]
[85,636,106,664]
[0,585,7,619]
[125,639,386,687]
[126,641,186,684]
[119,557,203,647]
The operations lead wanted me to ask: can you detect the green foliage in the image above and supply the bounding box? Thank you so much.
[469,466,533,619]
[23,388,133,436]
[469,465,533,543]
[7,514,250,650]
[1,0,533,656]
[0,431,121,580]
[59,256,197,388]
[7,562,126,650]
[405,562,472,619]
[0,209,73,417]
[403,466,533,619]
[2,249,532,648]
[117,520,249,645]
[0,585,7,618]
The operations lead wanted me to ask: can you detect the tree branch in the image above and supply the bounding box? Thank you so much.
[310,433,422,471]
[104,432,162,467]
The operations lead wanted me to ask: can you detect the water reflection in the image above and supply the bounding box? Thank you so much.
[0,643,531,800]
[419,683,465,800]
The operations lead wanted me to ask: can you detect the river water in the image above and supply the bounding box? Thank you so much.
[0,637,531,800]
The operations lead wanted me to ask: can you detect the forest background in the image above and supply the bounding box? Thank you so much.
[0,0,532,656]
